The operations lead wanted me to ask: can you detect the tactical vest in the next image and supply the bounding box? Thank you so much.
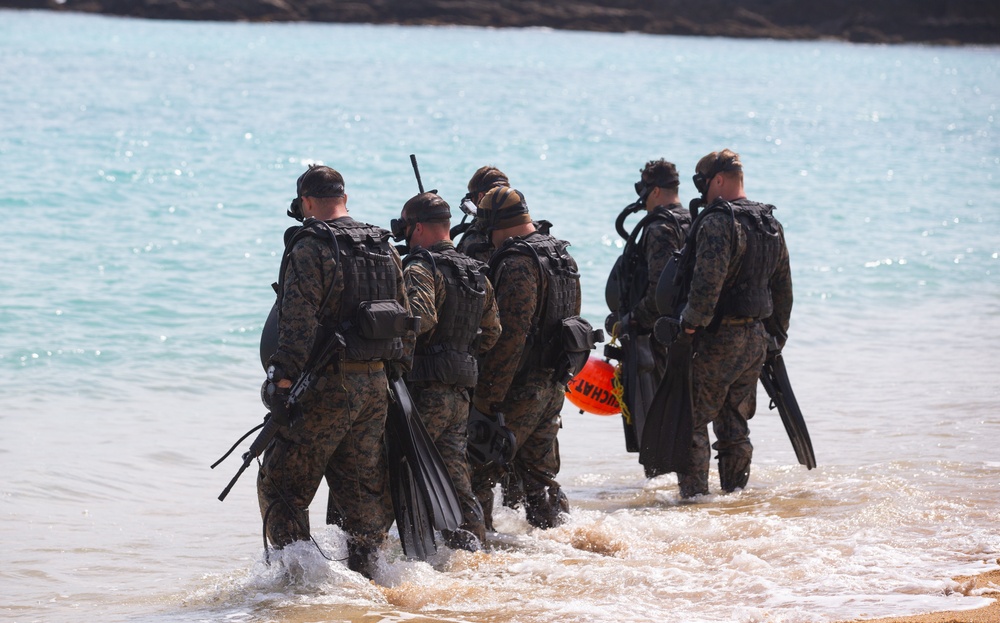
[454,223,493,263]
[490,233,582,377]
[280,218,406,364]
[654,201,735,319]
[607,204,691,314]
[715,200,784,320]
[405,246,488,387]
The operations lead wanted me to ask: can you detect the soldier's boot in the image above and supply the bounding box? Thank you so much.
[442,527,482,552]
[325,489,345,528]
[677,471,710,500]
[718,453,751,493]
[525,486,569,530]
[346,540,379,580]
[501,469,526,510]
[477,488,495,532]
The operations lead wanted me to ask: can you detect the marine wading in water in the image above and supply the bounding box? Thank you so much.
[648,149,814,497]
[469,185,600,531]
[214,163,465,577]
[391,178,504,551]
[604,159,692,466]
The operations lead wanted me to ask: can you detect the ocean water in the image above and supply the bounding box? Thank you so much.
[1,9,999,623]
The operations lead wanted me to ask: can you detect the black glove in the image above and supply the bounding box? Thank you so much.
[261,380,293,427]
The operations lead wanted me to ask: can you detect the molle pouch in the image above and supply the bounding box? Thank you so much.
[356,300,415,339]
[437,351,479,388]
[409,350,479,387]
[551,315,603,385]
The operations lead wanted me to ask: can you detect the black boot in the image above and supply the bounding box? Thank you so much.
[346,540,379,580]
[501,469,526,509]
[442,528,482,552]
[677,471,710,499]
[525,486,569,529]
[718,454,751,493]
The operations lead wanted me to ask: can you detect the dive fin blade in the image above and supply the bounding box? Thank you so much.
[638,335,693,478]
[389,377,463,532]
[760,353,817,470]
[619,330,660,452]
[385,397,436,558]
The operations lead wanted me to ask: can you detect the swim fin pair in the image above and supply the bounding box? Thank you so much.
[385,376,463,559]
[759,351,817,469]
[638,330,693,478]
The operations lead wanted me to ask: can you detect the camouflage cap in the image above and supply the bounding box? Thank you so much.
[297,165,346,198]
[478,186,531,231]
[403,192,451,223]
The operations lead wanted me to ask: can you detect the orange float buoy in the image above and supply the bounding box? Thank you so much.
[565,357,621,416]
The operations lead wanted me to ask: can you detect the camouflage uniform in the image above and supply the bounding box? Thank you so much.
[403,240,501,542]
[259,216,406,564]
[472,232,582,529]
[678,198,792,497]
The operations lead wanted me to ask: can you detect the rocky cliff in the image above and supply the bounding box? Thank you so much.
[3,0,998,45]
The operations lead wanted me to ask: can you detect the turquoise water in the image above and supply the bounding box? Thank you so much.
[1,9,999,623]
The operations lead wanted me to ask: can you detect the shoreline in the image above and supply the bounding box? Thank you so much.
[2,0,999,46]
[838,569,1000,623]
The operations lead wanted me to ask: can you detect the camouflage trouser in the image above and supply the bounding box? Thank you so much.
[471,368,568,530]
[678,321,769,497]
[257,368,392,550]
[409,380,485,539]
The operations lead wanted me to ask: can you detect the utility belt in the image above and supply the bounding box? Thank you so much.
[719,316,758,326]
[339,360,385,374]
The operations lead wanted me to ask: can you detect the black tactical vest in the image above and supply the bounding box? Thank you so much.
[281,218,405,363]
[405,246,488,387]
[608,204,691,314]
[490,232,581,375]
[715,199,784,320]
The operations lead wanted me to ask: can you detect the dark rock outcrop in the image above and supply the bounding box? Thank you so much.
[3,0,998,45]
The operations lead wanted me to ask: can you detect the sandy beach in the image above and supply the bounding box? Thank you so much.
[838,570,1000,623]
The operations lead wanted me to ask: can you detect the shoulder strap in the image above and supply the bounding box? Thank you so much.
[277,218,342,318]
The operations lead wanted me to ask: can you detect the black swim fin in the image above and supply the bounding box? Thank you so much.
[638,330,694,478]
[384,411,436,559]
[386,377,463,558]
[759,352,817,469]
[619,328,659,452]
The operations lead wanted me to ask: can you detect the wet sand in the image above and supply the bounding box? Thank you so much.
[840,570,1000,623]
